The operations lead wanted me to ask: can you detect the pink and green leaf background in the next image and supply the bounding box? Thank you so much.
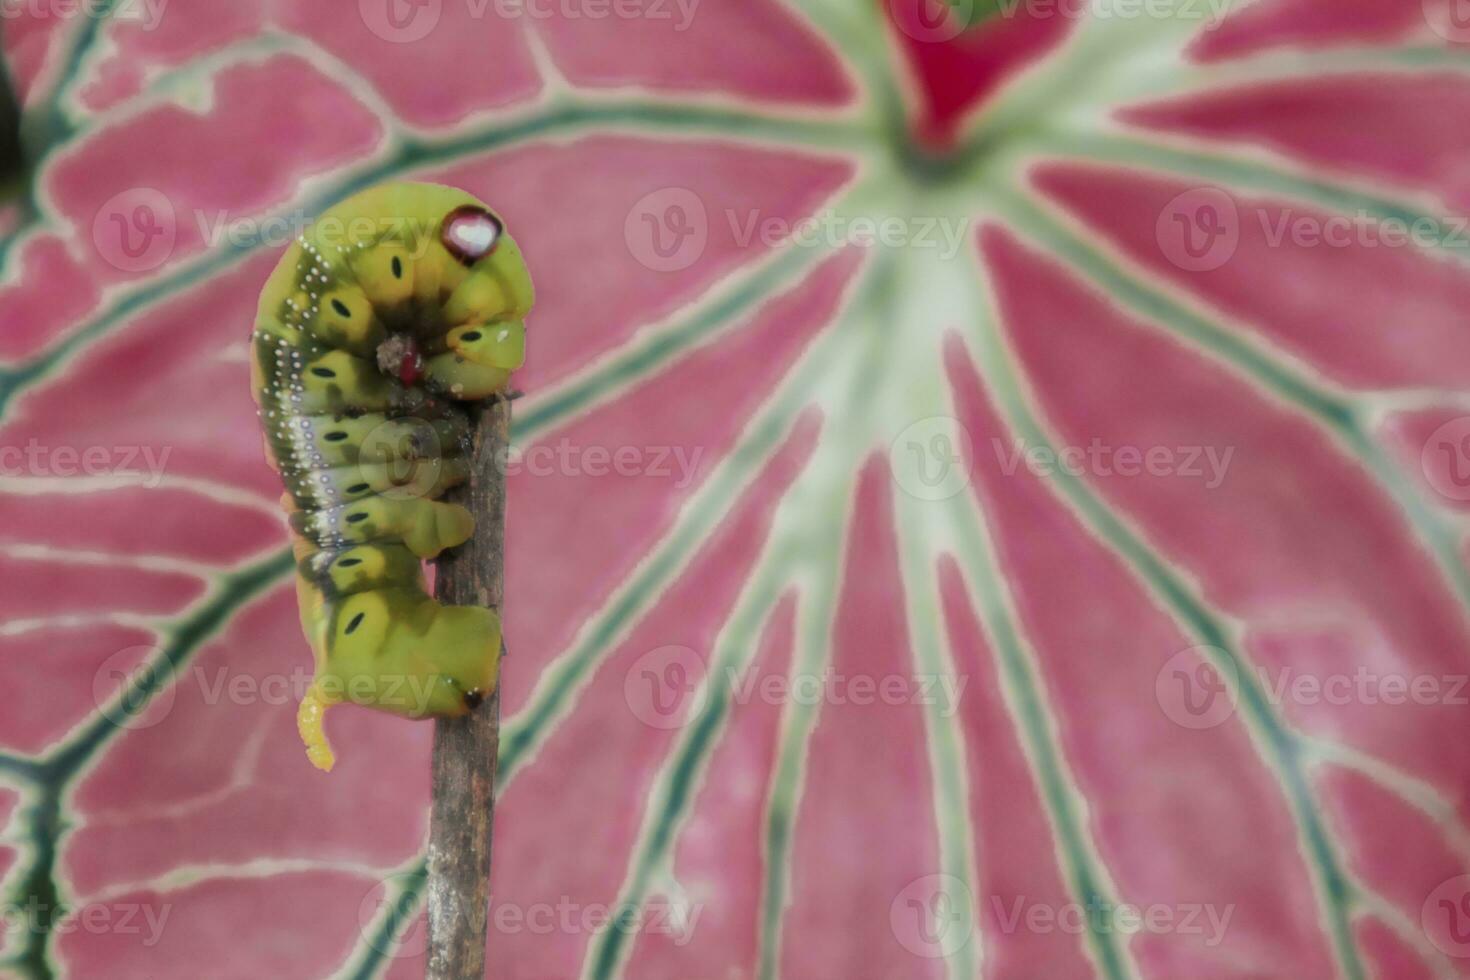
[3,0,1470,976]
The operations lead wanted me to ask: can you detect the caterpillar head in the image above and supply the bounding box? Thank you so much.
[270,183,535,392]
[437,203,531,314]
[435,205,535,396]
[374,193,535,397]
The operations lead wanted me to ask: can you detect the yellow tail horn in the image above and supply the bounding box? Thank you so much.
[297,682,339,772]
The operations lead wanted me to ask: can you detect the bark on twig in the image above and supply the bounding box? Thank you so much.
[426,396,510,979]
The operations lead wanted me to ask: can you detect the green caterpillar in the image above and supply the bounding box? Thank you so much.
[250,182,533,772]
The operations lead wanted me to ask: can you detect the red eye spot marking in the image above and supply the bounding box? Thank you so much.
[399,349,423,386]
[393,335,423,386]
[441,206,503,266]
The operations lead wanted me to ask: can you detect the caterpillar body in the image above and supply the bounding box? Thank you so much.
[250,182,533,773]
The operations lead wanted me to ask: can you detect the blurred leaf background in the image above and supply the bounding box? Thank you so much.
[3,1,1470,979]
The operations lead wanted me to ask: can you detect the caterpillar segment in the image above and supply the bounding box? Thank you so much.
[250,182,533,772]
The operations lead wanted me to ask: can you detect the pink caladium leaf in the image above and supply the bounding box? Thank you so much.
[2,0,1469,977]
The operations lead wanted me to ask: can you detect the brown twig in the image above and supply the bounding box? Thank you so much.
[426,395,510,979]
